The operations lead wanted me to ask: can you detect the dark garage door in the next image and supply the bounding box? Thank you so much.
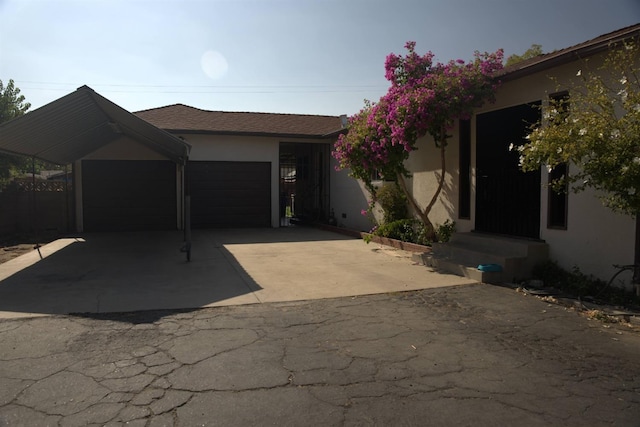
[188,161,271,228]
[82,160,177,231]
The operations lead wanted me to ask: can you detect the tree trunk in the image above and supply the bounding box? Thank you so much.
[396,173,435,238]
[396,140,447,242]
[424,142,447,217]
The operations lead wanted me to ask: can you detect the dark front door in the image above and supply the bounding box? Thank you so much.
[475,103,541,239]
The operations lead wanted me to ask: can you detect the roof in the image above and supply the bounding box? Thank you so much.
[135,104,344,138]
[0,86,190,165]
[498,23,640,81]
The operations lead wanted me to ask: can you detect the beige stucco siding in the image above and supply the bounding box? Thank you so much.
[81,136,171,161]
[329,157,373,231]
[471,52,636,284]
[540,172,636,285]
[406,130,462,232]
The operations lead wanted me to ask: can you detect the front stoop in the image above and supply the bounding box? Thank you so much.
[413,232,549,284]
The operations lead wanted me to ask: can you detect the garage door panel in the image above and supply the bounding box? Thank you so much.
[83,160,177,231]
[188,161,271,228]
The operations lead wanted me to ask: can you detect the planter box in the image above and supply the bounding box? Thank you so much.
[291,219,431,253]
[362,233,432,253]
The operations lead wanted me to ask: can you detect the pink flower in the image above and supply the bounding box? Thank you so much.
[332,41,502,196]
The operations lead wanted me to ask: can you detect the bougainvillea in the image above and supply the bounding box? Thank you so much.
[333,42,503,237]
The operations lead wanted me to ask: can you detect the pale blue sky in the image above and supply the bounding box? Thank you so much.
[1,0,638,116]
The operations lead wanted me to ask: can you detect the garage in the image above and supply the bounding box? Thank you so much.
[187,161,271,228]
[0,86,190,234]
[82,160,177,231]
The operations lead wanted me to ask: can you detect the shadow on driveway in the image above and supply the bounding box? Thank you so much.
[0,227,476,321]
[0,231,262,320]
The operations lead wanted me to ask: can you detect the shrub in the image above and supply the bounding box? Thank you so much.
[375,183,408,224]
[435,220,456,243]
[371,219,454,246]
[532,260,639,307]
[375,219,418,243]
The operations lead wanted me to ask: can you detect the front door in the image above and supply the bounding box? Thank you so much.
[475,103,541,239]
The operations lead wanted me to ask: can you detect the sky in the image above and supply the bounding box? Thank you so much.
[1,0,639,117]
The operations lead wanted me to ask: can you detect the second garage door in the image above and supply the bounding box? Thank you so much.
[188,161,271,228]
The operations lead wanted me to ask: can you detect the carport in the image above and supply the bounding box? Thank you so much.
[0,85,190,232]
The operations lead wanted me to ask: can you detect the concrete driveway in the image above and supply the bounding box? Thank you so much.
[0,227,475,318]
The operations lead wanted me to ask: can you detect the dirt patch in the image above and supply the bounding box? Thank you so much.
[0,244,39,265]
[0,234,59,265]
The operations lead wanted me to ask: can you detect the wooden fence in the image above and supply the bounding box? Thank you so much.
[0,180,74,237]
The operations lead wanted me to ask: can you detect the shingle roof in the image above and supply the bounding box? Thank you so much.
[135,104,344,138]
[498,23,640,81]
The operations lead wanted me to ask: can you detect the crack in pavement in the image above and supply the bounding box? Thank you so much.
[1,285,639,426]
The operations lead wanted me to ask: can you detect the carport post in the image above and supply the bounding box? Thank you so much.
[181,195,191,262]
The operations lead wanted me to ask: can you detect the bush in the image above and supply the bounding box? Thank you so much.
[532,260,639,307]
[375,183,408,224]
[375,219,419,243]
[435,219,456,243]
[371,219,455,246]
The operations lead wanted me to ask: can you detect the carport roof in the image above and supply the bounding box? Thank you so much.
[136,104,345,138]
[0,86,190,165]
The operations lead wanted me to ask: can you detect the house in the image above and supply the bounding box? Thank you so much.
[1,24,636,287]
[0,87,347,233]
[134,104,344,228]
[332,24,640,287]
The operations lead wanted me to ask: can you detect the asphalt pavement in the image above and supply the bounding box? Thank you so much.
[1,283,639,426]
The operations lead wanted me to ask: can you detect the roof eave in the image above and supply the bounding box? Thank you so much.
[498,25,640,82]
[164,129,339,140]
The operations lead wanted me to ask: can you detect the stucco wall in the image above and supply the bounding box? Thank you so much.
[329,157,373,232]
[181,133,333,229]
[405,130,462,232]
[473,52,636,285]
[82,136,170,161]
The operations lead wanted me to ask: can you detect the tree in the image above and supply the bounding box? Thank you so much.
[505,44,544,67]
[333,42,503,238]
[0,79,31,123]
[518,41,640,216]
[0,79,32,186]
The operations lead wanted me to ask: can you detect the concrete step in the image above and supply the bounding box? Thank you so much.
[414,232,549,284]
[413,252,504,283]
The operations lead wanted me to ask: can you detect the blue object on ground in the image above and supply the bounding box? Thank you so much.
[477,264,503,272]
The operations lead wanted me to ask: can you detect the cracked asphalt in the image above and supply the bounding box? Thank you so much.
[1,283,639,426]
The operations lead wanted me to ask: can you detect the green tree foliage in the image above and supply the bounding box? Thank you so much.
[0,79,30,123]
[505,44,544,67]
[375,183,408,224]
[518,42,640,216]
[0,79,33,186]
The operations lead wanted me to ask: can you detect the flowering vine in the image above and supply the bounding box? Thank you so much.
[333,42,503,237]
[519,41,640,216]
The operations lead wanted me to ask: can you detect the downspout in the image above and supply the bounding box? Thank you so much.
[635,214,640,296]
[64,164,70,233]
[31,156,42,259]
